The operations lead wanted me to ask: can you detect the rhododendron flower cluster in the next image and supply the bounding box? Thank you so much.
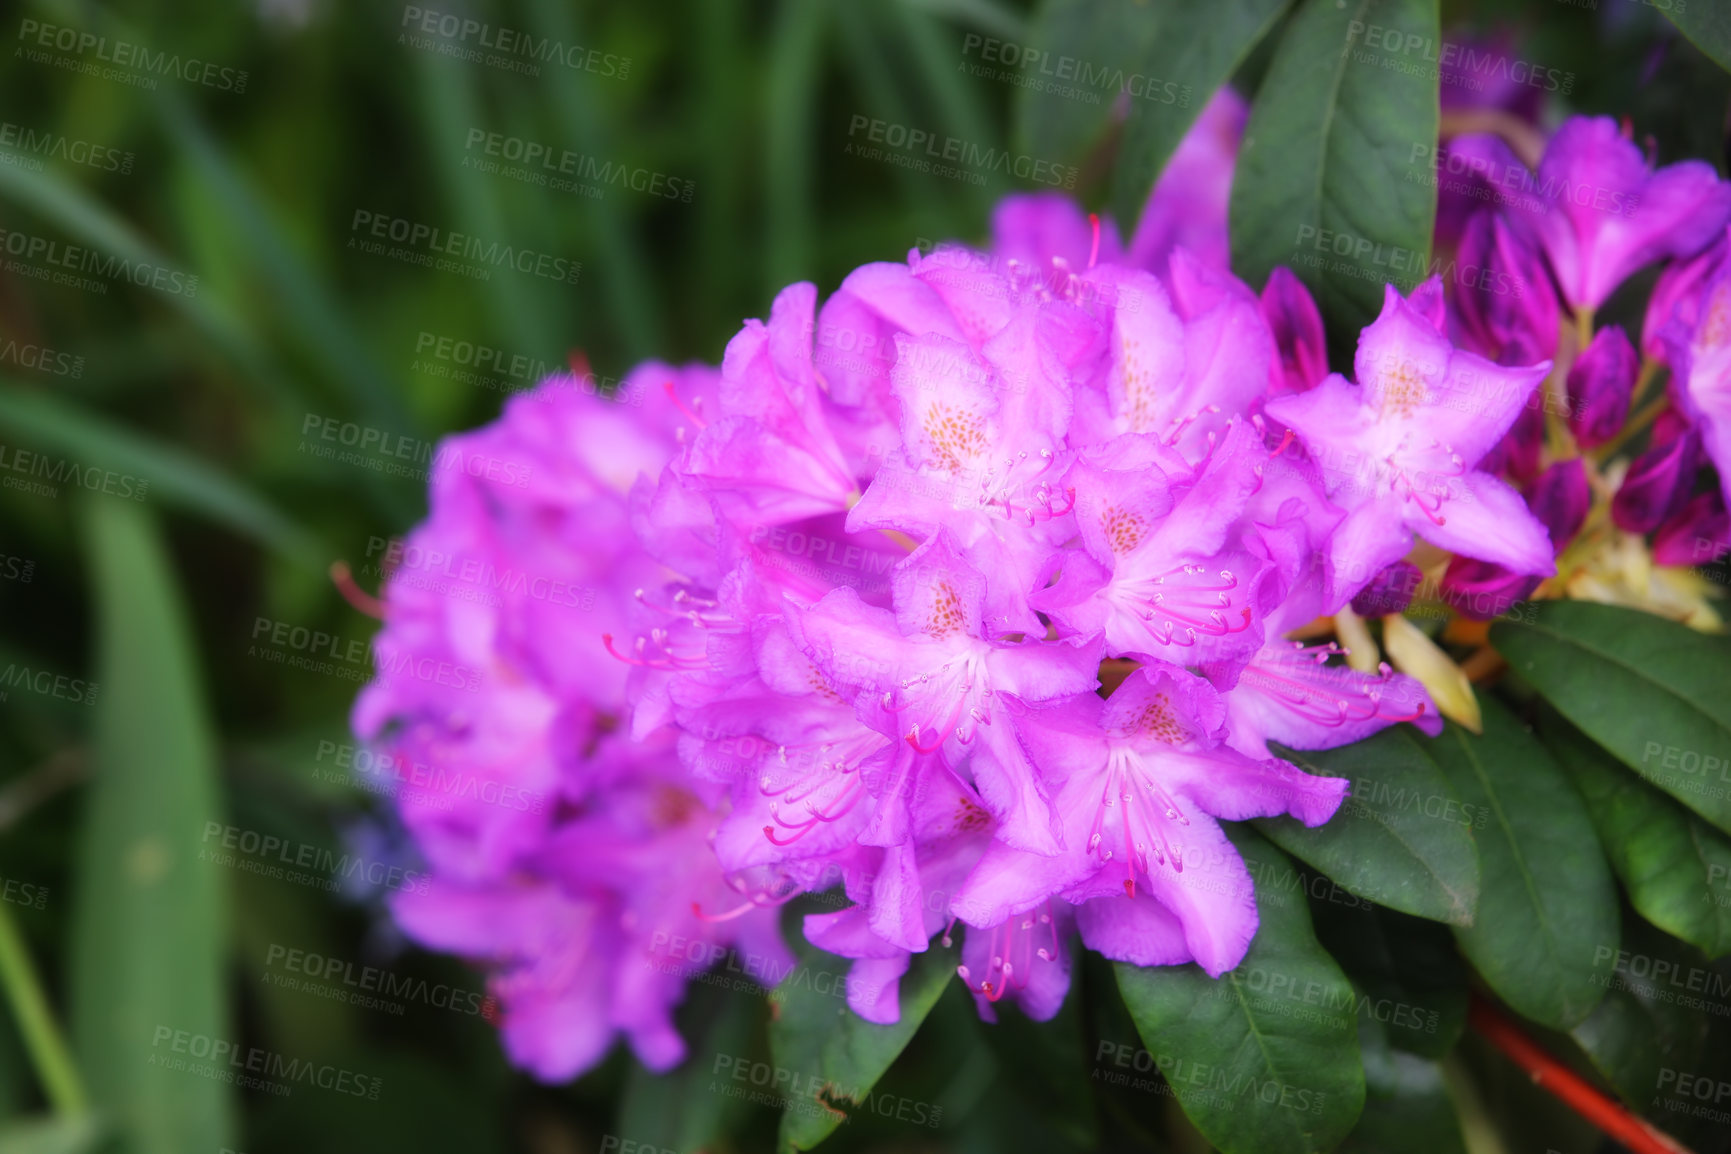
[353,91,1731,1082]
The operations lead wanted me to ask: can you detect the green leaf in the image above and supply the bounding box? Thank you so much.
[1309,901,1467,1060]
[1336,1017,1465,1154]
[1492,601,1731,835]
[768,930,953,1153]
[1229,0,1439,338]
[1542,713,1731,959]
[1114,826,1365,1154]
[1017,0,1290,231]
[618,979,762,1152]
[0,1116,102,1154]
[70,500,235,1154]
[0,387,321,568]
[1107,0,1292,230]
[1257,728,1479,926]
[1568,915,1715,1113]
[1660,4,1731,74]
[1429,701,1617,1030]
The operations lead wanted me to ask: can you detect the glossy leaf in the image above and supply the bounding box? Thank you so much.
[768,932,953,1153]
[1493,601,1731,835]
[1430,701,1617,1030]
[1309,901,1467,1061]
[1230,0,1439,338]
[1115,827,1365,1154]
[1258,728,1480,927]
[1660,5,1731,74]
[1543,713,1731,959]
[1568,915,1716,1114]
[1336,1017,1466,1154]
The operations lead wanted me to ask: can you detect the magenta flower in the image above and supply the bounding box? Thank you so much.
[1034,422,1278,671]
[788,532,1102,856]
[1265,281,1555,609]
[1658,248,1731,514]
[1518,116,1731,312]
[1221,640,1441,760]
[952,669,1346,976]
[1654,490,1730,567]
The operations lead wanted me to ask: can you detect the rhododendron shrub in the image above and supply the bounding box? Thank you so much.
[352,9,1731,1154]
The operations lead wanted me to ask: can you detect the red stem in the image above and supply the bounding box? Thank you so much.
[1468,994,1696,1154]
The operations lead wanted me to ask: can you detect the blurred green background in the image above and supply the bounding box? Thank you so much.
[0,0,1727,1152]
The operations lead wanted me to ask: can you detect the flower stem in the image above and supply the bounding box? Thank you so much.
[1575,306,1595,353]
[1469,994,1695,1154]
[0,901,89,1117]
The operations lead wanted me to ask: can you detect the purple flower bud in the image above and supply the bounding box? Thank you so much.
[1612,418,1701,534]
[1653,489,1730,567]
[1566,325,1636,449]
[1524,459,1590,554]
[1260,266,1327,396]
[1439,556,1543,622]
[1349,560,1422,618]
[1455,209,1558,368]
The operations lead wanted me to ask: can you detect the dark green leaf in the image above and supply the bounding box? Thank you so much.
[1660,4,1731,74]
[1017,0,1290,229]
[768,931,953,1153]
[1309,901,1467,1060]
[1229,0,1439,337]
[1492,601,1731,835]
[1114,827,1365,1154]
[1107,0,1292,230]
[1568,915,1715,1113]
[1429,701,1617,1029]
[1257,728,1479,926]
[619,979,762,1153]
[71,500,235,1154]
[1543,713,1731,959]
[1336,1016,1465,1154]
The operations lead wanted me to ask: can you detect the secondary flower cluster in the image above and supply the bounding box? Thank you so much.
[352,88,1731,1082]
